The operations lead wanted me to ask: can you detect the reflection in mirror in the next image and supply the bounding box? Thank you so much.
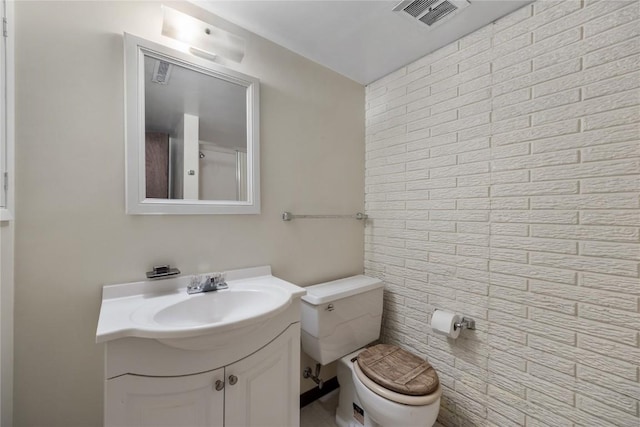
[144,55,248,201]
[125,33,260,215]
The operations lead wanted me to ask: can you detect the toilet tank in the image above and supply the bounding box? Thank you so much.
[300,275,383,365]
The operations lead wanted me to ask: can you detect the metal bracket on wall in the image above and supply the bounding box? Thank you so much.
[282,212,368,221]
[454,317,476,331]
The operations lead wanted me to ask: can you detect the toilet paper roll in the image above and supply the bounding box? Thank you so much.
[431,310,461,339]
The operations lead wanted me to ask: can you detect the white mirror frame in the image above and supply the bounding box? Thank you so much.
[124,33,260,215]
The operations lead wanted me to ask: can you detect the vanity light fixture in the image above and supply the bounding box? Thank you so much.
[161,6,245,63]
[188,46,217,62]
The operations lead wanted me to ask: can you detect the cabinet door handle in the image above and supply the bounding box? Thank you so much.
[214,380,225,391]
[228,375,238,385]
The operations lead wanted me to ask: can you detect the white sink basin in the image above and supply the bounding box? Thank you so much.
[96,266,306,347]
[131,283,290,332]
[153,289,283,327]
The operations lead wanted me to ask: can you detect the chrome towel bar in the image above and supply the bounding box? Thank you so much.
[282,212,368,221]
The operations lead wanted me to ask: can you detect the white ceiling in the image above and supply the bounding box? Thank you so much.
[198,0,533,85]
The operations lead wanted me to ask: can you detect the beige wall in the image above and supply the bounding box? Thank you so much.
[1,222,14,427]
[14,1,364,425]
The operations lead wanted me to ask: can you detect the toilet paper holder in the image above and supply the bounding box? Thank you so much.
[454,317,476,331]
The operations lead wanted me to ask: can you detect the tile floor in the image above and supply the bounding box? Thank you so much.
[300,389,339,427]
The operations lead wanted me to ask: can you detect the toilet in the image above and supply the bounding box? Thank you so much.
[301,275,441,427]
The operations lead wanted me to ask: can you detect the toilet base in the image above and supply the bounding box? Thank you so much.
[336,410,380,427]
[336,350,381,427]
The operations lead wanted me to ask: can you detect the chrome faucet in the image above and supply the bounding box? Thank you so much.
[187,273,228,294]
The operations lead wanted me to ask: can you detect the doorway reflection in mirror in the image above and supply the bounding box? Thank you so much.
[144,55,248,202]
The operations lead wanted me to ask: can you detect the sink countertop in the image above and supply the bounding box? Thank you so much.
[96,265,306,343]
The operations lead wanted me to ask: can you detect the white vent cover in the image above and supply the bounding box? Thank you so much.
[393,0,470,28]
[151,60,173,85]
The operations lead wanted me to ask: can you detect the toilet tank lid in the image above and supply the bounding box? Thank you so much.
[301,275,383,305]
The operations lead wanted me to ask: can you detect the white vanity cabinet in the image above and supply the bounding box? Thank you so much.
[97,266,306,427]
[106,368,225,427]
[105,324,300,427]
[224,324,299,427]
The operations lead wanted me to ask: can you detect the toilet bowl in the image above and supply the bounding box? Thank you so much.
[300,275,441,427]
[352,357,441,427]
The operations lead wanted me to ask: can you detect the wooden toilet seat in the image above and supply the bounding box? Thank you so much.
[355,344,440,400]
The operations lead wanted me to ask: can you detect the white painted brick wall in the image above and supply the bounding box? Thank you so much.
[364,1,640,426]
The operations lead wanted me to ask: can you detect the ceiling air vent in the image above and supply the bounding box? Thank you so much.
[420,1,457,26]
[403,0,440,18]
[394,0,470,28]
[151,60,173,85]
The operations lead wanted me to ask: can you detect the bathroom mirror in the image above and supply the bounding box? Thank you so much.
[124,33,260,214]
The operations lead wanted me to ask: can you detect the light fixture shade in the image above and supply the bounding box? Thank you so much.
[161,6,245,63]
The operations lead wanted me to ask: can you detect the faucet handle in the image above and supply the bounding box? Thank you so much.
[187,275,203,292]
[214,272,228,289]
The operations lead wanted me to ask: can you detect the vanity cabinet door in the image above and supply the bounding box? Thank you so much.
[105,368,225,427]
[224,324,300,427]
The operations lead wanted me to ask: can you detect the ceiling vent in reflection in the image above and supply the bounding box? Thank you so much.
[151,60,173,85]
[393,0,470,28]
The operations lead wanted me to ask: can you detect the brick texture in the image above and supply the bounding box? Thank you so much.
[364,1,640,426]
